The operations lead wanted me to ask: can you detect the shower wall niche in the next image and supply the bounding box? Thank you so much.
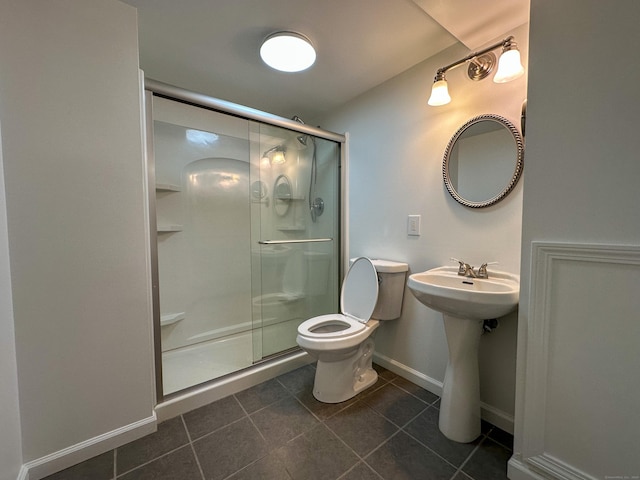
[149,94,341,396]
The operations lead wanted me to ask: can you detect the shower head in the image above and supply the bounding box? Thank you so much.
[292,115,308,146]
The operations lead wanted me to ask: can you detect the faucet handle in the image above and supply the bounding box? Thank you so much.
[450,257,466,276]
[478,262,498,278]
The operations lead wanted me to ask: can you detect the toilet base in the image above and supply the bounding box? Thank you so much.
[312,338,377,403]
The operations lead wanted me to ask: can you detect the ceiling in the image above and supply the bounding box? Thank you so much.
[123,0,529,124]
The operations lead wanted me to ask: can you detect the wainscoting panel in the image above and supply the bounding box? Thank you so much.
[516,242,640,480]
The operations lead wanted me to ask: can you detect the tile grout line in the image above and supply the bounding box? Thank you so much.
[447,431,491,480]
[114,443,194,478]
[181,415,206,480]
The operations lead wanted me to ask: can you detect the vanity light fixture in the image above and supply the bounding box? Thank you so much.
[428,36,525,106]
[262,145,286,165]
[260,32,316,72]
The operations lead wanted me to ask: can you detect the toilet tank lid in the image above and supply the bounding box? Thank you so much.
[370,259,408,273]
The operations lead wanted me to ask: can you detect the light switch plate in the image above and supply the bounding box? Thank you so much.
[407,215,421,236]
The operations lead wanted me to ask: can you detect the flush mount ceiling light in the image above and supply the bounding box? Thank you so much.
[428,36,525,106]
[260,31,316,72]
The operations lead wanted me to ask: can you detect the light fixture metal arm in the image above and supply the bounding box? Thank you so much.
[435,36,515,77]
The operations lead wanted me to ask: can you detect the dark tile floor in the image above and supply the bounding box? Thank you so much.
[44,364,513,480]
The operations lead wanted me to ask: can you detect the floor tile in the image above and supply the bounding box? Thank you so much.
[363,383,428,427]
[274,424,359,480]
[235,378,291,414]
[404,407,478,467]
[251,396,319,447]
[372,363,397,382]
[326,401,398,457]
[116,416,189,475]
[227,452,293,480]
[193,417,268,480]
[461,437,511,480]
[338,462,383,480]
[43,451,114,480]
[365,431,457,480]
[182,394,245,440]
[117,445,201,480]
[451,472,474,480]
[277,364,316,395]
[295,386,359,421]
[391,376,439,405]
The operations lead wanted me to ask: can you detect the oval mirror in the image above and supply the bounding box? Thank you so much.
[443,114,524,208]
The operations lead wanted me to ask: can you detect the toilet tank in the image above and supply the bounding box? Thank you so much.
[370,259,409,320]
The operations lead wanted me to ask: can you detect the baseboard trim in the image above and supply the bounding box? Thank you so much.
[373,352,514,434]
[22,414,157,480]
[16,465,29,480]
[480,401,514,434]
[508,456,548,480]
[373,352,443,396]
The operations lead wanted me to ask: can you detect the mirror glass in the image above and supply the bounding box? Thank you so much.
[443,114,524,208]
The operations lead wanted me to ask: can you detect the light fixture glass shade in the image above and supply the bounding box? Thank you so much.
[260,32,316,72]
[428,79,451,106]
[270,149,286,165]
[493,49,525,83]
[262,146,286,165]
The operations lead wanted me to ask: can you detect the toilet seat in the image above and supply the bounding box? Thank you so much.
[297,257,378,341]
[297,313,365,339]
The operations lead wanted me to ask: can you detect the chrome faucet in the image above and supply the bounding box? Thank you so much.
[451,258,497,279]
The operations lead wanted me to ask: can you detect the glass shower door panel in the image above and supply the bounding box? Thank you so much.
[252,123,340,359]
[153,97,254,394]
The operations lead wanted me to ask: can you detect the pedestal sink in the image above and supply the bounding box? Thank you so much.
[407,266,519,443]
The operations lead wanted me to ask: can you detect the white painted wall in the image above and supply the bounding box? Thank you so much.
[511,1,640,477]
[0,120,23,480]
[322,24,529,428]
[0,0,155,470]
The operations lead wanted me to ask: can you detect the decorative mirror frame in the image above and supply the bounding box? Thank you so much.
[443,114,524,208]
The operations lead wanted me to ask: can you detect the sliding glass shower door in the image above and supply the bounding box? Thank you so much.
[149,93,340,397]
[250,123,340,360]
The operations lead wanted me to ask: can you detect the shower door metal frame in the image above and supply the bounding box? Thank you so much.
[144,79,347,403]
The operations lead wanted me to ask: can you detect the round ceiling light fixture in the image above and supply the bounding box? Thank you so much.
[260,31,316,73]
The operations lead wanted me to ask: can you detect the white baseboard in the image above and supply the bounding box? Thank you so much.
[508,456,548,480]
[480,401,514,434]
[373,352,514,434]
[22,414,157,480]
[373,352,443,396]
[16,465,29,480]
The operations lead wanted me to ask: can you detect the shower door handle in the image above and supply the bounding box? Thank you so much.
[258,238,333,245]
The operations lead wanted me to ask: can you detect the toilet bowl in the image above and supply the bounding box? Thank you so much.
[296,257,408,403]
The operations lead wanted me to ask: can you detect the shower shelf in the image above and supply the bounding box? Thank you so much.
[160,312,185,327]
[156,183,181,192]
[157,224,183,233]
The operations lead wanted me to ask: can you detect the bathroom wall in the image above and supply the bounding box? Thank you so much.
[0,120,22,480]
[511,1,640,477]
[322,23,529,430]
[0,0,155,474]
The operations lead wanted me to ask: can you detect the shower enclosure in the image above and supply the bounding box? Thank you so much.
[145,81,343,398]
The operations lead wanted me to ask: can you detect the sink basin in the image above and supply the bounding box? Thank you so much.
[407,266,519,320]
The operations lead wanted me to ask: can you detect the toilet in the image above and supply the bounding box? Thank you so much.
[296,257,408,403]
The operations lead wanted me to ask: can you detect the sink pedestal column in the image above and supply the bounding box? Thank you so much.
[439,313,483,443]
